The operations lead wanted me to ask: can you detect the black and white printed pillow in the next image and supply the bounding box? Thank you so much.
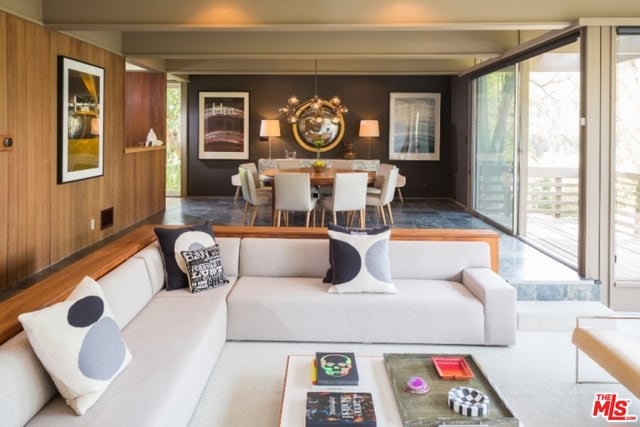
[154,222,216,290]
[180,244,229,293]
[326,223,397,294]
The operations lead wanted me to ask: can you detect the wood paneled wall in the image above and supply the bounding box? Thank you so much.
[125,72,167,147]
[0,11,166,291]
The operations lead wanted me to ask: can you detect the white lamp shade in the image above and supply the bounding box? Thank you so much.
[359,120,380,138]
[260,119,281,137]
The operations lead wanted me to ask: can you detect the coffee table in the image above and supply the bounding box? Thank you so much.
[279,353,518,427]
[279,355,403,426]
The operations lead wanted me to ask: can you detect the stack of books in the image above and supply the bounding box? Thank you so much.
[306,352,377,426]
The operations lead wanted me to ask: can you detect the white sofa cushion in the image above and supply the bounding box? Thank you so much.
[388,241,491,281]
[26,290,229,427]
[132,243,166,295]
[98,256,155,329]
[215,237,241,277]
[239,238,329,278]
[18,277,132,415]
[227,277,485,344]
[0,333,57,427]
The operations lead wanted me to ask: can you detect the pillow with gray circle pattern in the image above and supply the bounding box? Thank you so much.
[18,276,131,415]
[327,223,397,294]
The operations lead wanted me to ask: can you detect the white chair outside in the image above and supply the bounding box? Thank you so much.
[274,173,317,227]
[238,167,272,226]
[320,172,368,228]
[366,167,399,226]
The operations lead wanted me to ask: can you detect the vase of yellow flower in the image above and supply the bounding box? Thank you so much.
[311,138,327,172]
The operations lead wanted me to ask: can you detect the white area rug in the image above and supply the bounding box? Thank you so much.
[189,331,640,427]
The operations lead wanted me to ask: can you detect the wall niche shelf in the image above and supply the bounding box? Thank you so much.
[124,71,167,150]
[124,145,165,154]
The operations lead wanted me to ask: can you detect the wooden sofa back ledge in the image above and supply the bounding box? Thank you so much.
[0,225,500,345]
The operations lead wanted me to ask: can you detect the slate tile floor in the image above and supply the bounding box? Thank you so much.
[150,196,598,301]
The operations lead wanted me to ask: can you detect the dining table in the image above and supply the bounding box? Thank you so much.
[260,167,376,225]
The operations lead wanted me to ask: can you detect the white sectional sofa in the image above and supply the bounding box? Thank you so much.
[228,237,515,345]
[0,226,515,426]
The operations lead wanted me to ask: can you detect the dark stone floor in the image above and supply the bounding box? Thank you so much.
[0,196,597,302]
[148,196,597,301]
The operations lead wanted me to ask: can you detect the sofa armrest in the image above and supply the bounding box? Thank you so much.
[462,268,516,345]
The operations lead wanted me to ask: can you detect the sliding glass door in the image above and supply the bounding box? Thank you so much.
[615,30,640,281]
[520,40,581,267]
[473,66,518,232]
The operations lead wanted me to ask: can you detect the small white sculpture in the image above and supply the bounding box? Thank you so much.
[145,128,164,147]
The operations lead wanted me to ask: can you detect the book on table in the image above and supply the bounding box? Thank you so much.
[313,352,359,386]
[305,391,376,427]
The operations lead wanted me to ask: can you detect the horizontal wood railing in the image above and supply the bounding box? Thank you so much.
[0,225,500,345]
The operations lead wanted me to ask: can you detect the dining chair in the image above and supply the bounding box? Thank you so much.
[230,173,242,201]
[368,163,406,203]
[274,173,317,227]
[238,167,272,226]
[320,172,368,228]
[277,160,302,169]
[366,166,399,226]
[239,162,272,193]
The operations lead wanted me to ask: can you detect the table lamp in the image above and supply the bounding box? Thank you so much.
[260,119,281,159]
[359,120,379,159]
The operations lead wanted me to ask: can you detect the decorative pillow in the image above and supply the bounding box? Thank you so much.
[181,244,230,293]
[18,276,131,415]
[154,222,216,290]
[326,223,397,294]
[323,223,390,283]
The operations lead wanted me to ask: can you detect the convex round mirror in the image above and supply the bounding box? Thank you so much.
[291,99,345,152]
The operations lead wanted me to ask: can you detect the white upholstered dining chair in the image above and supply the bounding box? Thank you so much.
[238,167,272,226]
[239,162,271,193]
[368,163,406,202]
[274,173,317,227]
[320,172,368,228]
[366,166,399,226]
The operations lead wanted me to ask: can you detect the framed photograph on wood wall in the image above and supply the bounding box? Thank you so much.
[57,56,104,184]
[389,92,441,161]
[198,91,249,159]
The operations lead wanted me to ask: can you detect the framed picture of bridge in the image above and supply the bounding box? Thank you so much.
[198,91,249,159]
[57,56,105,183]
[389,92,441,161]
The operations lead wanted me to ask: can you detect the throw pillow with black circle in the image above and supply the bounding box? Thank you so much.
[154,222,216,290]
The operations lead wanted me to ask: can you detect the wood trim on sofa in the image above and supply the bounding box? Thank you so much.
[0,225,500,345]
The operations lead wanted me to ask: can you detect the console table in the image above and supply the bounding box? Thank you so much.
[258,158,380,172]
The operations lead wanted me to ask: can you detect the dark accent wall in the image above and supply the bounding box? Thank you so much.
[186,75,457,198]
[450,76,471,205]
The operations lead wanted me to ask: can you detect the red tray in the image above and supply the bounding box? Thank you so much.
[432,356,475,380]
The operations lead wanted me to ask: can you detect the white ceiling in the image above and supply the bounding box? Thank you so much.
[7,0,640,75]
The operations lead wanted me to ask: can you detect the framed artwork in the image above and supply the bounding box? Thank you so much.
[57,56,105,183]
[198,91,249,159]
[389,92,441,161]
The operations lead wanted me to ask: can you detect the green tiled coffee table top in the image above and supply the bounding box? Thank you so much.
[383,353,518,427]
